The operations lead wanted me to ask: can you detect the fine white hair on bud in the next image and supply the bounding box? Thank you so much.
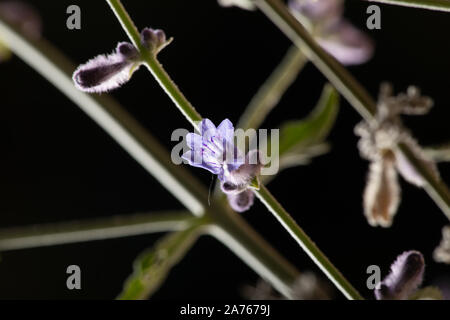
[73,42,140,93]
[375,251,425,300]
[363,150,400,228]
[227,189,255,213]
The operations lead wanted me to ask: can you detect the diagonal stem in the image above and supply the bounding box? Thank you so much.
[106,0,363,299]
[365,0,450,12]
[255,0,450,221]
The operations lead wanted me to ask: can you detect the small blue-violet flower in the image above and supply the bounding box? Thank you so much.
[182,118,245,181]
[182,119,263,212]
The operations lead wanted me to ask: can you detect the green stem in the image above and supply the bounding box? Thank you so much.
[255,0,377,121]
[365,0,450,12]
[106,0,362,299]
[255,185,363,300]
[0,211,193,251]
[238,45,307,131]
[0,14,300,298]
[255,0,450,220]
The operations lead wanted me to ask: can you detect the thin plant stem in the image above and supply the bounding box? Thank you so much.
[0,211,194,251]
[0,15,300,298]
[106,0,363,299]
[254,185,363,300]
[238,45,307,131]
[365,0,450,12]
[255,0,450,220]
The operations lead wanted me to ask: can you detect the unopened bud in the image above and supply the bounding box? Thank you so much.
[375,251,425,300]
[363,150,400,228]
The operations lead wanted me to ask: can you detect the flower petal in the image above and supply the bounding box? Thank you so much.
[217,118,235,143]
[318,20,373,66]
[200,118,217,141]
[182,151,221,175]
[186,132,203,150]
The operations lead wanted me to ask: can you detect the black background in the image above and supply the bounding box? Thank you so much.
[0,0,449,299]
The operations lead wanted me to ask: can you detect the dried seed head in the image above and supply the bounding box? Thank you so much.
[378,83,434,119]
[227,189,255,213]
[217,0,256,10]
[394,135,440,187]
[434,226,450,264]
[363,150,400,228]
[375,251,425,300]
[140,28,173,55]
[73,42,140,93]
[356,84,440,226]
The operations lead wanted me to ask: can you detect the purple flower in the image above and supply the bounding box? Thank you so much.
[73,28,172,93]
[182,119,245,181]
[375,251,425,300]
[289,0,373,65]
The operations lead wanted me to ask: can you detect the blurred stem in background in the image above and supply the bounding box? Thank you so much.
[0,13,300,299]
[364,0,450,12]
[106,0,363,300]
[254,0,450,220]
[238,45,307,131]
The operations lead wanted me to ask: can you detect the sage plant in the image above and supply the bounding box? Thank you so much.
[0,0,449,301]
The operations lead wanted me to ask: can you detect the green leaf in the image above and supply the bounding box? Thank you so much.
[117,223,203,300]
[410,286,444,300]
[278,84,339,157]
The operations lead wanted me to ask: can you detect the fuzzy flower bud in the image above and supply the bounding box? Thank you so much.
[363,150,400,228]
[227,189,255,213]
[375,251,425,300]
[73,42,140,93]
[221,150,263,195]
[140,27,173,55]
